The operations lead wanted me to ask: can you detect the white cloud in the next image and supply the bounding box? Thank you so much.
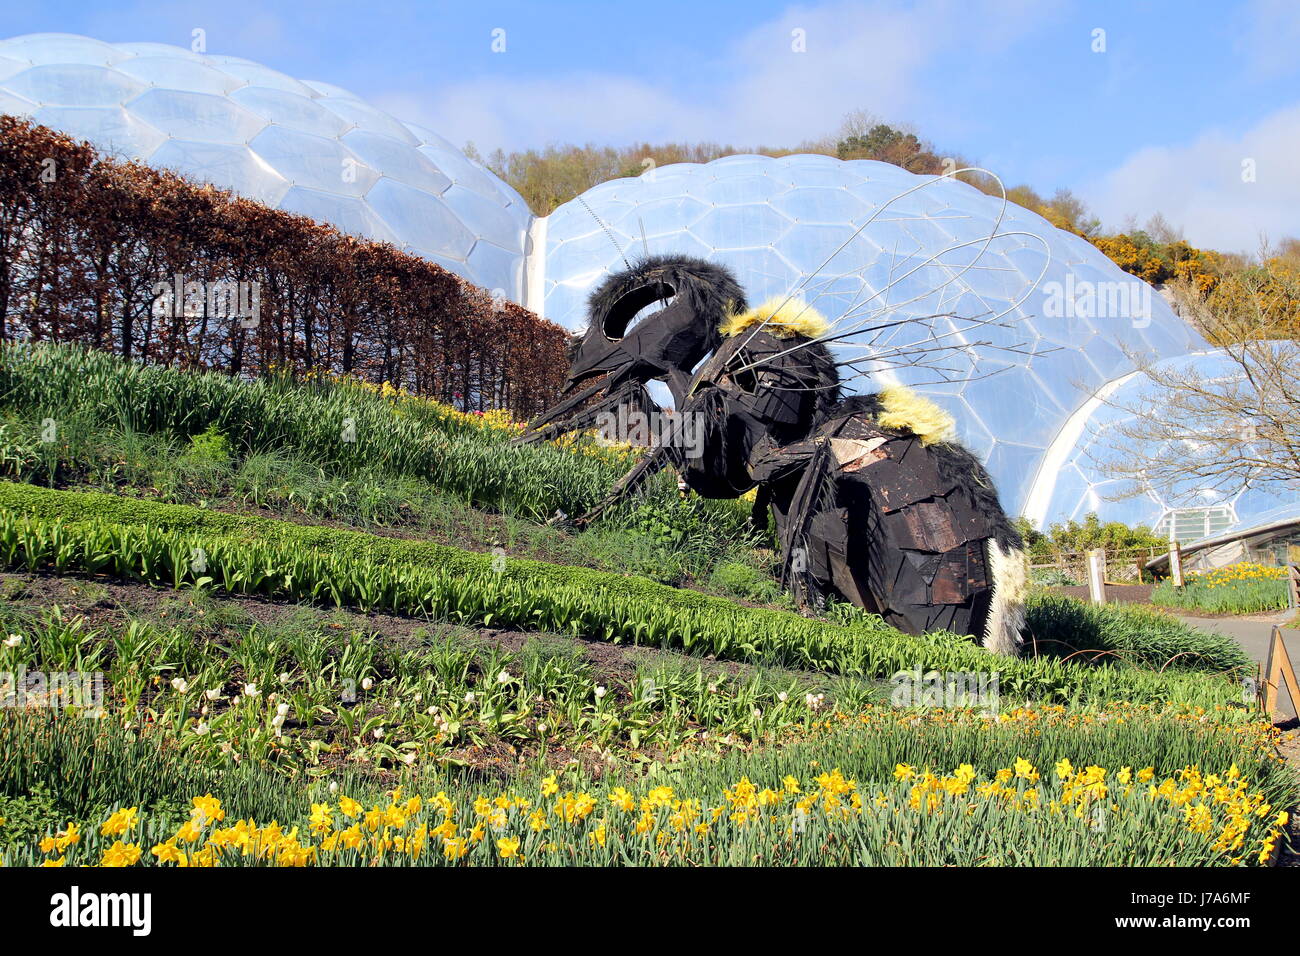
[1087,102,1300,253]
[380,0,1055,153]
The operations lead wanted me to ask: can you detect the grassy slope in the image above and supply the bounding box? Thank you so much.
[0,342,767,591]
[0,344,1292,865]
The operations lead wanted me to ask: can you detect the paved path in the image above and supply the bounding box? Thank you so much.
[1175,613,1298,721]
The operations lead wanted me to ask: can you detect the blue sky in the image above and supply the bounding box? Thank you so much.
[3,0,1297,251]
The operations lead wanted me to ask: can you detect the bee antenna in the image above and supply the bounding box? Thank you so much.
[577,196,632,272]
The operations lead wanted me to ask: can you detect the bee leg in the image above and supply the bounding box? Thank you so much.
[775,440,841,609]
[514,379,656,446]
[573,443,679,528]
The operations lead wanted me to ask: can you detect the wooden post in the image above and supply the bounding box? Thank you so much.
[1086,548,1107,605]
[1288,564,1300,610]
[1262,625,1300,721]
[1168,540,1184,588]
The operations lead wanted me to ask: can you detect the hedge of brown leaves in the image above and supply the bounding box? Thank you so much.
[0,116,567,416]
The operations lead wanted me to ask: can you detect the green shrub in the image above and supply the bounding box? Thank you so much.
[1032,568,1080,588]
[1014,512,1165,562]
[184,424,233,465]
[708,559,786,605]
[0,783,63,848]
[1024,594,1250,672]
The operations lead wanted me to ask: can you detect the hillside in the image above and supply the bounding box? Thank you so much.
[0,342,1293,867]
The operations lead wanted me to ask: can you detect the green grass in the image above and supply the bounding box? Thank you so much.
[0,342,762,590]
[1024,594,1251,672]
[0,340,746,523]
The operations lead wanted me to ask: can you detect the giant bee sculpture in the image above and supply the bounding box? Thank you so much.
[517,254,1030,654]
[518,169,1052,652]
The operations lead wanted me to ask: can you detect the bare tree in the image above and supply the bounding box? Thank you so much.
[1099,270,1300,500]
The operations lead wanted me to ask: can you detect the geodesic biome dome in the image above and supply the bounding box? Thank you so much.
[540,154,1217,525]
[0,32,532,299]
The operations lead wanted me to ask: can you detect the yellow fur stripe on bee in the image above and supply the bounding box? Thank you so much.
[720,298,831,339]
[876,386,956,446]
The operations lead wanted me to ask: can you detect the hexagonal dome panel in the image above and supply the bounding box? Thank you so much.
[0,31,532,299]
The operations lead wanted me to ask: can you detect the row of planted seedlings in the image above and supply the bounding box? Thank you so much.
[0,598,879,774]
[0,414,760,589]
[0,344,759,585]
[0,482,1255,711]
[0,341,728,526]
